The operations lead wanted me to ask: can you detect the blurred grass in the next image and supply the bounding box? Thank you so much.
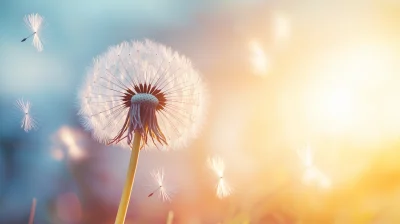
[217,142,400,224]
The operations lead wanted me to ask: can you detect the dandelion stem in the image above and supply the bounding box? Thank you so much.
[114,132,141,224]
[166,210,174,224]
[21,32,36,42]
[28,198,37,224]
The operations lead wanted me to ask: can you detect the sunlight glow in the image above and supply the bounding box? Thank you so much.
[318,87,356,133]
[307,43,395,136]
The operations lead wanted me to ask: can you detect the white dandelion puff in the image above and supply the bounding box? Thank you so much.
[22,13,44,52]
[147,168,172,202]
[78,39,207,150]
[296,145,331,188]
[78,39,207,224]
[15,99,38,132]
[208,156,233,198]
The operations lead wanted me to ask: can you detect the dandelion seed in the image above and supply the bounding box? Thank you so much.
[272,12,291,42]
[15,98,38,132]
[147,168,172,202]
[208,156,233,198]
[249,41,270,76]
[78,39,207,224]
[296,145,331,188]
[22,13,44,52]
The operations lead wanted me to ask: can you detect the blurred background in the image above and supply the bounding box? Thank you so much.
[1,0,400,223]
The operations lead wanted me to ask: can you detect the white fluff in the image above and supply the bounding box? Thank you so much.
[149,168,173,202]
[78,40,207,150]
[15,99,38,132]
[24,13,44,52]
[208,156,233,198]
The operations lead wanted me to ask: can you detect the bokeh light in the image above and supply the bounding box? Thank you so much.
[56,192,82,223]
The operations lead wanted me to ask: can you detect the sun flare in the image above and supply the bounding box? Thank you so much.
[307,43,396,138]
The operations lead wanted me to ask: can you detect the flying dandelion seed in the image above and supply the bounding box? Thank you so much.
[22,13,44,52]
[147,168,172,202]
[296,145,331,189]
[78,39,206,224]
[249,41,270,76]
[272,12,291,42]
[208,156,233,198]
[15,98,38,132]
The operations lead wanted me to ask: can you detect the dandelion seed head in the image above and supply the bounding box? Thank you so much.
[15,98,38,132]
[23,13,44,52]
[79,39,207,150]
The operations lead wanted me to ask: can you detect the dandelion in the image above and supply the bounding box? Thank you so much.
[147,168,172,202]
[296,145,331,188]
[208,156,233,198]
[22,13,44,52]
[78,40,206,224]
[15,98,38,132]
[28,198,37,224]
